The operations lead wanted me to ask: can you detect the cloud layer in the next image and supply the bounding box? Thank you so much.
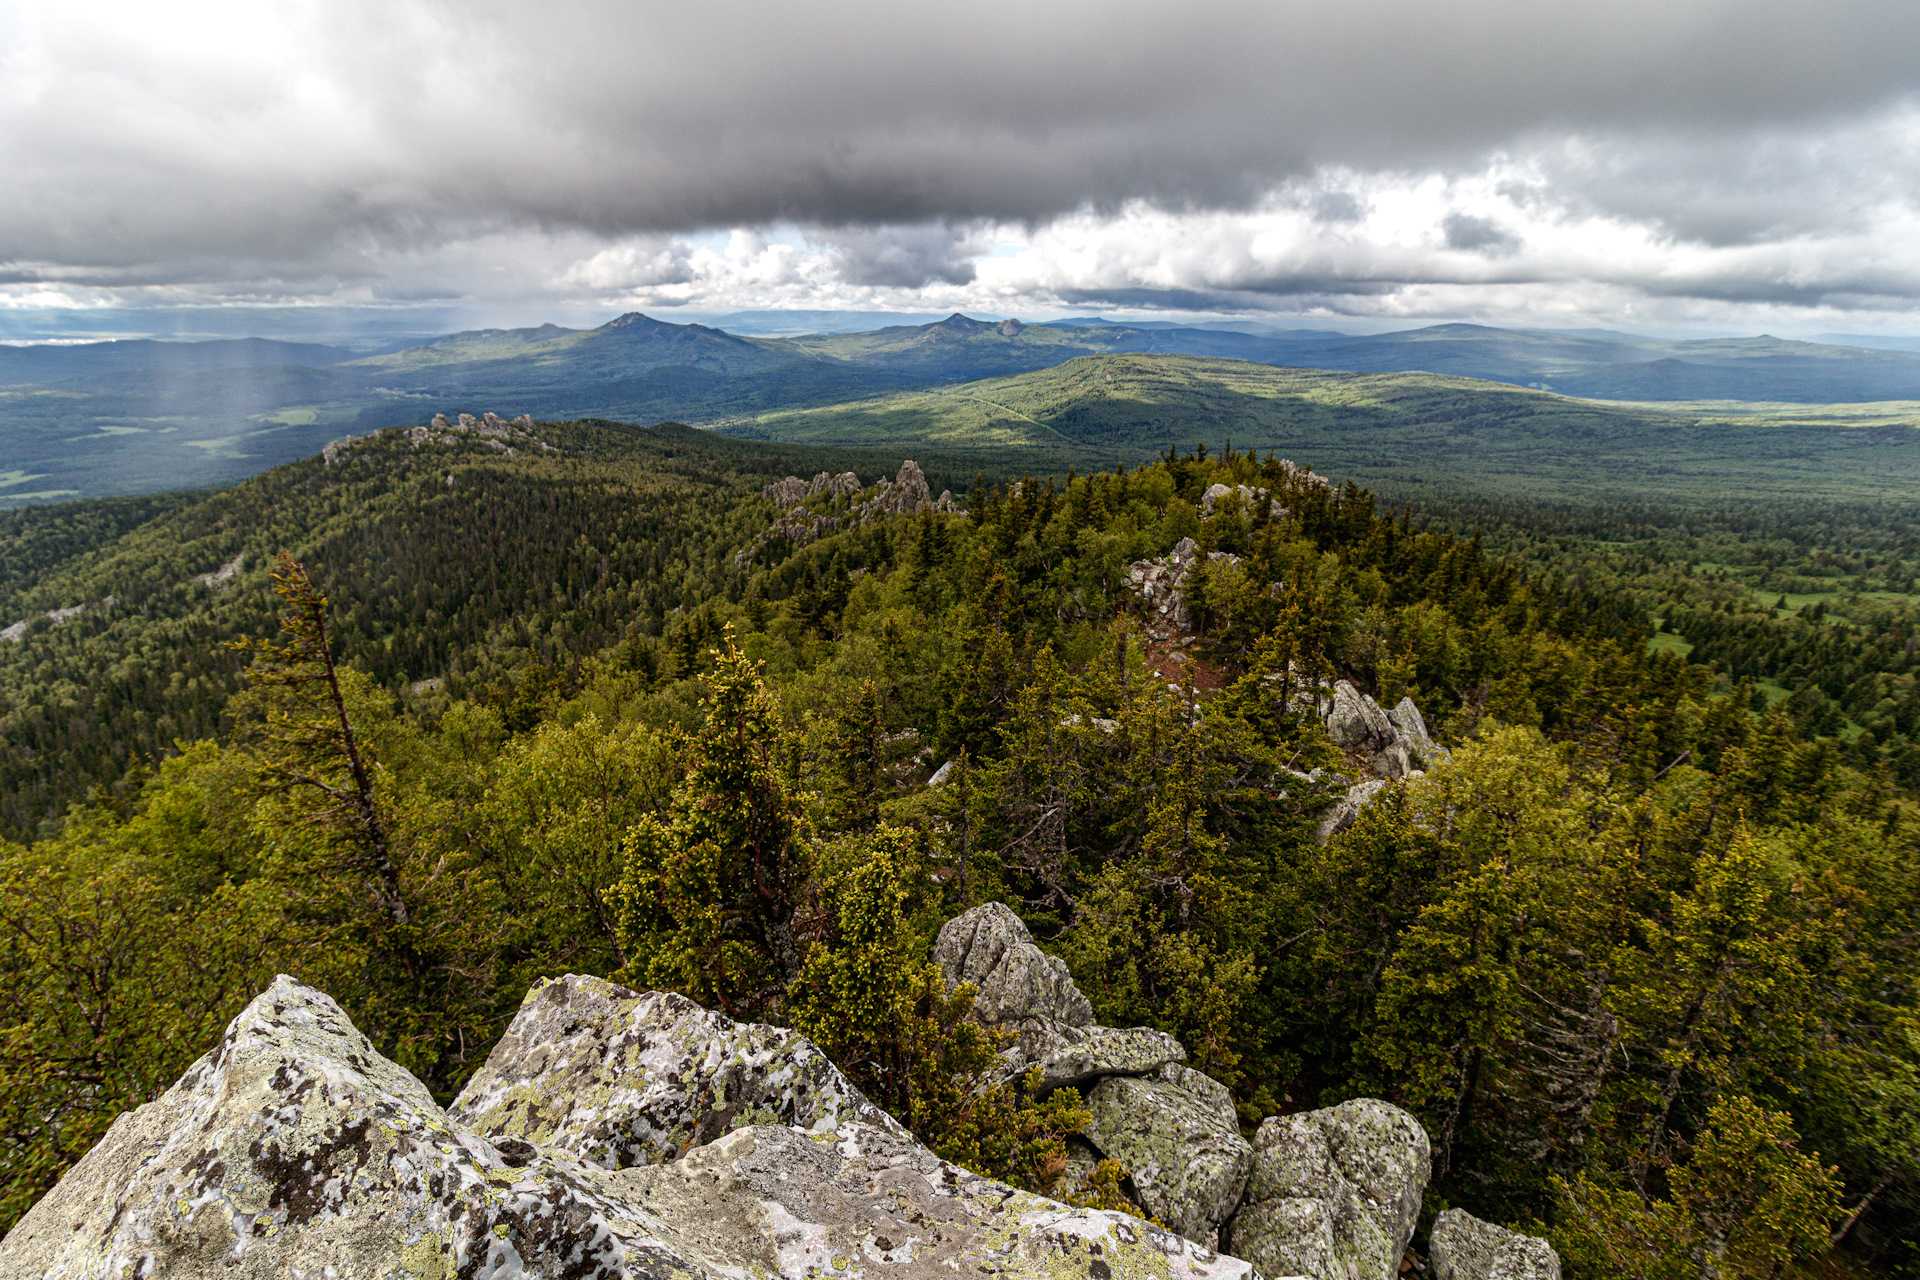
[4,0,1920,330]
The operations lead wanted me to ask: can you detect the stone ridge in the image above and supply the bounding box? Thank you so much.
[0,972,1255,1280]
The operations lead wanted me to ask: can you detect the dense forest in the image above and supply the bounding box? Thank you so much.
[1417,491,1920,787]
[1,424,1916,1278]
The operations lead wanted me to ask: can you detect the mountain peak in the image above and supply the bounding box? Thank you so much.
[603,312,666,331]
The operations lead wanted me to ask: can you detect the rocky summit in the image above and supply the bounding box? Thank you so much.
[0,973,1245,1280]
[1,907,1561,1280]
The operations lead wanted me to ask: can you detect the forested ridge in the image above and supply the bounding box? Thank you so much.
[0,421,994,838]
[1,423,1916,1278]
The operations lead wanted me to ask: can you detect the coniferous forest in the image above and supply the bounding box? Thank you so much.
[1,419,1914,1277]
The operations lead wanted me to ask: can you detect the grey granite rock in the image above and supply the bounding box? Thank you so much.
[1316,778,1389,843]
[933,902,1093,1036]
[0,975,1257,1280]
[449,973,907,1167]
[1085,1064,1252,1247]
[1226,1097,1430,1280]
[1430,1208,1562,1280]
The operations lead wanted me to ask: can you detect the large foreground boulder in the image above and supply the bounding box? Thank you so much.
[0,975,711,1279]
[1429,1208,1562,1280]
[1226,1098,1431,1280]
[0,975,1255,1280]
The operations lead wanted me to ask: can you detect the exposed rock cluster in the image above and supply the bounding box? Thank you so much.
[0,596,114,645]
[932,903,1561,1280]
[322,410,546,466]
[1289,680,1450,840]
[763,469,863,508]
[192,551,246,589]
[1199,482,1286,519]
[1,973,1250,1280]
[2,900,1560,1280]
[752,459,964,555]
[1127,536,1244,642]
[1119,527,1452,838]
[1315,681,1453,780]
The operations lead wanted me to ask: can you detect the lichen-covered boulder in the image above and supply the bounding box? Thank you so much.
[1226,1097,1431,1280]
[1430,1208,1562,1280]
[1010,1024,1188,1094]
[0,975,717,1279]
[450,973,906,1167]
[622,1117,1256,1280]
[933,902,1093,1037]
[1085,1064,1253,1247]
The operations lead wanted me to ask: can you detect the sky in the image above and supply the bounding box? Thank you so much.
[5,0,1920,337]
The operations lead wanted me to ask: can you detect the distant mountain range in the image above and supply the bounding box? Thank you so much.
[720,354,1920,506]
[7,310,1920,499]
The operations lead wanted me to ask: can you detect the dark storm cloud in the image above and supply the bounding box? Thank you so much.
[1442,214,1521,255]
[4,0,1920,318]
[824,226,979,288]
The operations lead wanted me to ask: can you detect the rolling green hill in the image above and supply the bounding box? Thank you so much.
[13,313,1920,502]
[721,354,1920,505]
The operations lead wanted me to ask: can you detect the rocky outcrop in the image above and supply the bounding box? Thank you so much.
[1126,536,1243,642]
[448,975,909,1166]
[0,596,114,645]
[1429,1209,1562,1280]
[933,901,1093,1043]
[1,974,1252,1280]
[323,410,546,466]
[932,903,1548,1279]
[763,470,863,508]
[1200,482,1286,519]
[752,461,965,558]
[1316,778,1389,843]
[0,974,712,1279]
[1272,458,1333,491]
[415,410,541,451]
[1322,680,1414,780]
[1388,697,1450,770]
[6,905,1559,1280]
[1087,1064,1251,1246]
[1226,1100,1429,1280]
[868,459,933,515]
[192,552,245,589]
